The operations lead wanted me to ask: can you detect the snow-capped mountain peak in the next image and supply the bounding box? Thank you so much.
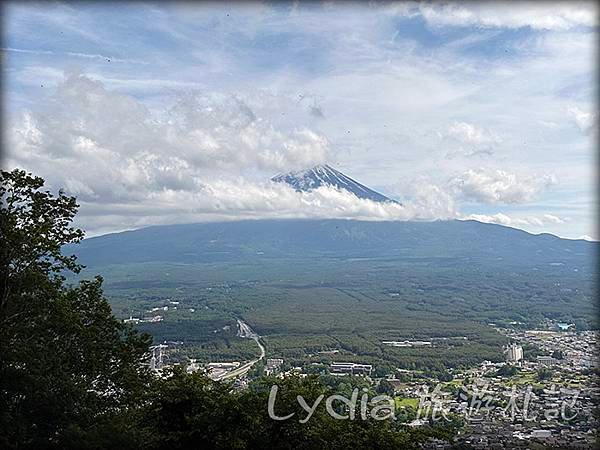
[271,164,399,204]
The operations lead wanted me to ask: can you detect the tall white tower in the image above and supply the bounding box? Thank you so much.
[149,344,168,371]
[505,343,523,362]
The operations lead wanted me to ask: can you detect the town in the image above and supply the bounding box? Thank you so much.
[142,318,598,449]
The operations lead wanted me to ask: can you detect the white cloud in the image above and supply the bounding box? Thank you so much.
[567,106,597,134]
[414,2,597,30]
[449,168,556,204]
[542,214,567,224]
[462,212,567,228]
[7,72,453,234]
[447,121,501,145]
[3,2,596,239]
[151,180,414,221]
[71,180,429,236]
[8,73,332,199]
[7,73,571,236]
[442,121,502,157]
[2,46,148,65]
[390,175,458,219]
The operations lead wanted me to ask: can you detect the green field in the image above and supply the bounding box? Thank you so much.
[395,397,420,409]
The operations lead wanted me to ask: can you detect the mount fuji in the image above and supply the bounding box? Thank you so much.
[271,164,399,204]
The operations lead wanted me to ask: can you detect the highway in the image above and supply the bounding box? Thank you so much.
[216,319,265,381]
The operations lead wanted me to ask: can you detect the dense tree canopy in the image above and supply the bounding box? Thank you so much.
[0,169,152,448]
[141,369,454,450]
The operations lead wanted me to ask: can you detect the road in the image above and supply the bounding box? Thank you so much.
[216,319,265,381]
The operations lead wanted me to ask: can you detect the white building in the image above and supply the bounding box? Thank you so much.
[536,355,557,366]
[149,344,168,371]
[265,358,284,374]
[330,362,372,376]
[266,358,283,370]
[505,343,523,362]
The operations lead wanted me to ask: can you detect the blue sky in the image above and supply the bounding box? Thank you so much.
[3,1,598,239]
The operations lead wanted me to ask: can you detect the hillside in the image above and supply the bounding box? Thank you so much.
[68,219,595,270]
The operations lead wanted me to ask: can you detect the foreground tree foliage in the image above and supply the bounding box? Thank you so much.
[141,369,455,450]
[0,169,454,449]
[0,169,152,449]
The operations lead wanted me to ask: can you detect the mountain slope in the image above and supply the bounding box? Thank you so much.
[67,219,595,270]
[68,219,598,338]
[271,164,399,204]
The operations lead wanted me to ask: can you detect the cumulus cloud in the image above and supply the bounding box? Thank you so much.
[443,121,501,157]
[449,168,556,204]
[74,179,430,236]
[8,73,333,201]
[413,2,597,30]
[71,177,458,236]
[390,175,458,220]
[567,106,597,134]
[447,122,501,145]
[151,181,413,221]
[4,72,580,238]
[8,72,450,234]
[2,1,595,240]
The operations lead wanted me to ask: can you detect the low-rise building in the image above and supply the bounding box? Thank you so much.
[330,362,372,376]
[537,355,557,366]
[207,362,240,370]
[266,358,284,374]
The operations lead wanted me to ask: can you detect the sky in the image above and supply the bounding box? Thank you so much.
[2,1,598,239]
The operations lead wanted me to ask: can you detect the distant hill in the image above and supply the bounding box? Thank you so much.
[271,164,399,204]
[67,219,595,270]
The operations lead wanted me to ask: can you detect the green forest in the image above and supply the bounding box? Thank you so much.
[86,245,596,372]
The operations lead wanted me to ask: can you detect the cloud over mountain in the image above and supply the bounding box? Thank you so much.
[3,1,596,239]
[9,73,334,199]
[9,73,331,189]
[8,73,449,235]
[449,168,556,204]
[4,73,574,237]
